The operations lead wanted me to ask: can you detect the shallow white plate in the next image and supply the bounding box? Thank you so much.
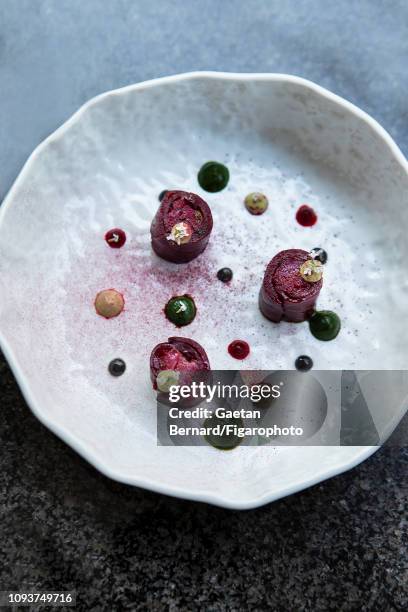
[1,73,407,509]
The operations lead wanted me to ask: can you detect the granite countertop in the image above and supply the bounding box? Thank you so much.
[0,1,407,609]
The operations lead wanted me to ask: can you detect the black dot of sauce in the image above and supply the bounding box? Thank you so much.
[295,355,313,371]
[108,358,126,377]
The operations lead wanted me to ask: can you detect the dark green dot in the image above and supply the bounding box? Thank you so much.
[309,310,341,341]
[204,414,244,450]
[165,295,196,327]
[198,161,229,192]
[158,190,168,201]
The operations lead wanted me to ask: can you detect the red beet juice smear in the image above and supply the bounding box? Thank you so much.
[296,204,317,227]
[228,340,250,360]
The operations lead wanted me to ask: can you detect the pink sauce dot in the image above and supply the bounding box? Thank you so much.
[105,228,127,248]
[296,205,317,227]
[228,340,250,360]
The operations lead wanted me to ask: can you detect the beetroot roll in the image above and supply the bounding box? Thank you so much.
[151,190,213,263]
[150,336,211,392]
[259,249,323,323]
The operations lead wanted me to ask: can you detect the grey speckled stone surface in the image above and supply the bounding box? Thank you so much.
[0,1,407,609]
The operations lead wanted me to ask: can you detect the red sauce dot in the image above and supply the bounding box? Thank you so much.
[105,228,127,248]
[296,204,317,227]
[228,340,250,360]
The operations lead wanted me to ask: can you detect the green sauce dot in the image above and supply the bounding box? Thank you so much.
[309,310,341,341]
[204,414,244,450]
[198,161,229,192]
[165,295,196,327]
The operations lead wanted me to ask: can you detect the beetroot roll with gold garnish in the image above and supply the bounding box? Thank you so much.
[150,336,211,392]
[259,249,323,323]
[150,190,213,263]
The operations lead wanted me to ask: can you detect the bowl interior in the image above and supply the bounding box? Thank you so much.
[0,75,407,506]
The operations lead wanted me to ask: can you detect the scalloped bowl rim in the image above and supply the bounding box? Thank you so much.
[0,72,407,509]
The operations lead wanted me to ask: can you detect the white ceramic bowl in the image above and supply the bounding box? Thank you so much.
[0,73,407,509]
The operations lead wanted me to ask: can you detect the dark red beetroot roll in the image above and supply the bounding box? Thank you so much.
[150,191,213,263]
[150,337,211,391]
[259,249,323,323]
